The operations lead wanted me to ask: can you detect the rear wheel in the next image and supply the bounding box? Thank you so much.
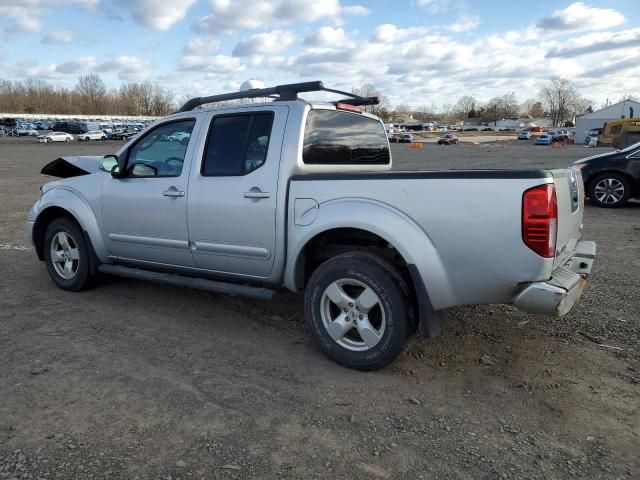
[305,252,412,371]
[588,173,631,208]
[44,218,95,291]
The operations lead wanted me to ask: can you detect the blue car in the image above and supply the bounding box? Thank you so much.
[518,131,530,140]
[535,134,552,145]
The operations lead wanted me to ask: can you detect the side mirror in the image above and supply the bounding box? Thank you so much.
[101,155,120,175]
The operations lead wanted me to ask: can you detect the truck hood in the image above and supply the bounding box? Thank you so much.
[41,155,103,178]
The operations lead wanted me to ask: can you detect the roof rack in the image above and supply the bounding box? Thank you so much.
[177,80,379,112]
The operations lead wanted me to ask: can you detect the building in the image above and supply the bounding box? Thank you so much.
[575,100,640,144]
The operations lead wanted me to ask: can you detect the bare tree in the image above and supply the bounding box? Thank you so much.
[394,104,411,117]
[538,78,581,127]
[482,93,519,125]
[351,83,390,118]
[454,95,477,119]
[75,74,106,115]
[0,76,175,116]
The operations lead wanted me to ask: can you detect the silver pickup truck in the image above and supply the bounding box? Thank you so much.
[27,81,596,370]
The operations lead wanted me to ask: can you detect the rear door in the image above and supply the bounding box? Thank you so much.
[187,105,288,277]
[550,168,583,267]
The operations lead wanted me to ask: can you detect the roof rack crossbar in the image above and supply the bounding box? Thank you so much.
[177,80,380,112]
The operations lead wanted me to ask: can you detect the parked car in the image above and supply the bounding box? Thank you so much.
[168,131,191,143]
[78,130,107,141]
[535,134,552,145]
[518,131,531,140]
[437,133,458,145]
[397,133,414,143]
[571,141,640,208]
[111,128,137,141]
[38,132,74,143]
[17,125,38,136]
[28,81,596,371]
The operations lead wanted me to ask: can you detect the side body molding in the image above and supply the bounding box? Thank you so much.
[285,197,455,310]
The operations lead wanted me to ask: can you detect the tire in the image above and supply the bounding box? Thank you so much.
[588,173,631,208]
[304,252,412,371]
[65,137,70,142]
[46,138,52,143]
[43,218,95,291]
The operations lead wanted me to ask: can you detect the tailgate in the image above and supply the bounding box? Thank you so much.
[550,168,583,268]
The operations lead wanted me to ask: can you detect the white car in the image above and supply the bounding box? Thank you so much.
[38,132,74,143]
[168,131,191,142]
[77,130,107,141]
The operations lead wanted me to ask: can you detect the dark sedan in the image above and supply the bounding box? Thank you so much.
[438,134,458,145]
[571,141,640,207]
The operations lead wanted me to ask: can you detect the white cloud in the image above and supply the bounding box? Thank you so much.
[546,27,640,58]
[55,56,97,74]
[304,26,353,48]
[193,0,363,34]
[232,30,295,57]
[180,53,245,75]
[182,37,220,56]
[116,0,196,31]
[371,24,427,43]
[341,5,369,16]
[41,30,73,44]
[95,55,152,80]
[1,0,97,35]
[5,16,42,34]
[447,15,479,33]
[536,2,625,33]
[415,0,454,13]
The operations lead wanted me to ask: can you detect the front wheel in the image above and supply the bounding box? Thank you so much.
[305,252,412,371]
[44,218,95,291]
[65,137,70,142]
[588,173,631,208]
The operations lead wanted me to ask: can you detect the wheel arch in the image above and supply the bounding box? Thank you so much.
[285,199,454,335]
[33,188,108,263]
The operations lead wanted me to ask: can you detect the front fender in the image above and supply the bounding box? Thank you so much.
[34,186,109,262]
[285,197,454,310]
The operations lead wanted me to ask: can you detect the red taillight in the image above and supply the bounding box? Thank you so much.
[335,103,362,113]
[522,184,557,258]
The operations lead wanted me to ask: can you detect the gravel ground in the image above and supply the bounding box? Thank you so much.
[0,137,638,480]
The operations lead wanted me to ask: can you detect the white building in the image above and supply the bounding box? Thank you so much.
[575,100,640,144]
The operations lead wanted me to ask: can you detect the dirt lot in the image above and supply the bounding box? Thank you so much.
[1,137,638,479]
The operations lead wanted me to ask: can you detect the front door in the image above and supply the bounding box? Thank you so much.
[101,118,199,267]
[187,106,288,277]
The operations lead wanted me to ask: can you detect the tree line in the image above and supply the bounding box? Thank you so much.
[0,74,175,117]
[355,78,596,127]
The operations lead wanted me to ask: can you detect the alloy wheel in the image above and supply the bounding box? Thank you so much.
[50,231,80,279]
[320,278,386,351]
[594,178,625,205]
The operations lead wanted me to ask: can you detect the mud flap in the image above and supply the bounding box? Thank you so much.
[408,264,441,338]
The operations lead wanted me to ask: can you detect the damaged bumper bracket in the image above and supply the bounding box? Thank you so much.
[513,241,596,316]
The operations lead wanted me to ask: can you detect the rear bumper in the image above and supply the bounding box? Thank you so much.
[513,241,596,316]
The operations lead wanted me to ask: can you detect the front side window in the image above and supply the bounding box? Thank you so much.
[202,112,274,176]
[126,120,195,177]
[303,110,390,165]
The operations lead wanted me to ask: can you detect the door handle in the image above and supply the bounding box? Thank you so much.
[163,189,185,197]
[244,190,271,199]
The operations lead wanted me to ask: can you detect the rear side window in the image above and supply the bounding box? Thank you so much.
[303,110,390,165]
[202,112,274,176]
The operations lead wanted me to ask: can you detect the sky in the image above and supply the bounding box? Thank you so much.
[1,0,639,110]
